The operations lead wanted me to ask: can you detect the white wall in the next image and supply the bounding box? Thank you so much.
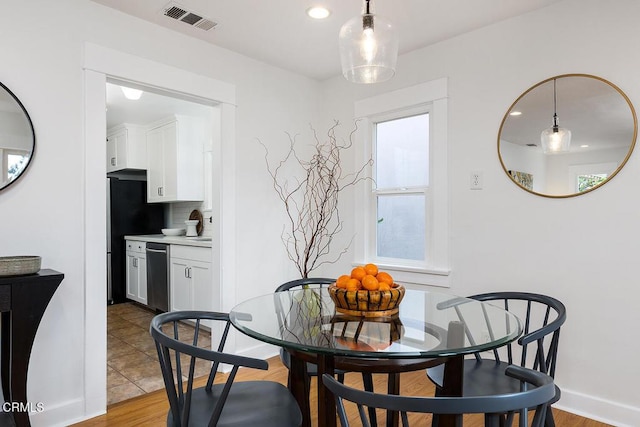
[320,0,640,425]
[0,0,321,425]
[2,0,639,425]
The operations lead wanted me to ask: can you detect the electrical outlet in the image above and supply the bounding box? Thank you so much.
[470,171,483,190]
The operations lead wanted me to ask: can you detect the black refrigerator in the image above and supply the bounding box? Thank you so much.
[107,177,165,304]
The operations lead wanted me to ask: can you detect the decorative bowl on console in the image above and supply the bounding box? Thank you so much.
[0,256,41,277]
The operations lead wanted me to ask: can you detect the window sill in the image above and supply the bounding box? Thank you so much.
[352,262,450,288]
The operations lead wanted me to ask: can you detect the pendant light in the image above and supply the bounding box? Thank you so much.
[541,79,571,153]
[338,0,399,84]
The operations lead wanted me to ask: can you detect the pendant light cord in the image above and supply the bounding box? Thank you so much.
[553,79,557,117]
[552,79,559,131]
[365,0,371,15]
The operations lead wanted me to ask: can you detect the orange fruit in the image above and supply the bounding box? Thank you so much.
[376,271,394,286]
[378,282,391,291]
[364,263,379,276]
[351,266,367,281]
[346,278,361,291]
[336,275,351,289]
[361,274,379,291]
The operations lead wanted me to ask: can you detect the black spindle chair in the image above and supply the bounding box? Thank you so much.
[426,292,566,427]
[325,365,555,427]
[150,310,302,427]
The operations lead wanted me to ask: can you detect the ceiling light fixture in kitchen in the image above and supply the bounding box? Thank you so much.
[338,0,398,84]
[121,86,143,100]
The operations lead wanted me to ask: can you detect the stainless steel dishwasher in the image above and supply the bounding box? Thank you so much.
[146,242,169,312]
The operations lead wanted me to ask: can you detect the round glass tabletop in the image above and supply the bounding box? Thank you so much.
[230,288,522,359]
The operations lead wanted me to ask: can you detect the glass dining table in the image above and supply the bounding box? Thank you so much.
[230,287,522,427]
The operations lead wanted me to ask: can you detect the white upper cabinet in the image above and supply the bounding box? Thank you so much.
[106,124,147,172]
[146,115,204,203]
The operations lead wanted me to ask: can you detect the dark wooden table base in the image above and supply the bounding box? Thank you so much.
[288,349,449,427]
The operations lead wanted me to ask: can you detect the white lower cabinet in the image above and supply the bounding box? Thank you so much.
[125,240,147,305]
[170,245,212,314]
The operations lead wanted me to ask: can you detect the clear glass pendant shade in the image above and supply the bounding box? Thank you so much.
[541,123,572,154]
[339,7,398,84]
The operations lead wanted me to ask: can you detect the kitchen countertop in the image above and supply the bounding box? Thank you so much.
[124,234,213,248]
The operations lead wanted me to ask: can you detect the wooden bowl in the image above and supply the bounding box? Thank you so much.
[328,285,405,317]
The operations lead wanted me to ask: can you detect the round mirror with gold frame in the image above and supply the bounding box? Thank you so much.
[0,81,35,192]
[498,74,637,198]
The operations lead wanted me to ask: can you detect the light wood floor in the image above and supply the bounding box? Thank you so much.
[73,356,611,427]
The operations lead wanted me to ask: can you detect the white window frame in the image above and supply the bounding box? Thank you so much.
[354,78,450,287]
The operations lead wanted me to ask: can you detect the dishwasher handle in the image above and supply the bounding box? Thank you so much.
[146,248,167,254]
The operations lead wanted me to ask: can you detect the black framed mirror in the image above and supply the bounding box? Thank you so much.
[498,74,637,198]
[0,81,35,191]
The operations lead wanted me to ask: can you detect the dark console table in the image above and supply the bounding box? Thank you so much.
[0,269,64,427]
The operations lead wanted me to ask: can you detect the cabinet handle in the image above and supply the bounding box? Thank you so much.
[110,157,116,166]
[133,258,137,268]
[158,187,163,196]
[185,267,192,279]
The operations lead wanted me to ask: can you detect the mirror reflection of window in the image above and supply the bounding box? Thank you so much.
[7,151,29,182]
[577,174,607,192]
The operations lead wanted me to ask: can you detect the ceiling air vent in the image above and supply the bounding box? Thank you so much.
[162,3,217,31]
[526,143,537,147]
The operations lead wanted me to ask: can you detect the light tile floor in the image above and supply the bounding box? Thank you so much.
[107,302,211,405]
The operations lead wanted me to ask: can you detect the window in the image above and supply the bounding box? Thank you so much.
[375,114,429,261]
[354,79,450,287]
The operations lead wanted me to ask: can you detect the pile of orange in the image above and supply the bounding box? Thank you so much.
[335,263,397,292]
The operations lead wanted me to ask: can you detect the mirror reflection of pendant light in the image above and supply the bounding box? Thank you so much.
[338,0,399,84]
[541,79,571,153]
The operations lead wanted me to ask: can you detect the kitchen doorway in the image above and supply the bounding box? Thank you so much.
[84,43,237,415]
[105,81,217,403]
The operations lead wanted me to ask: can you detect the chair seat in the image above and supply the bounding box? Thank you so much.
[427,358,561,404]
[167,381,302,427]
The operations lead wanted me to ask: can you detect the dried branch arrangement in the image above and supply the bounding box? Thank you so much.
[261,121,372,278]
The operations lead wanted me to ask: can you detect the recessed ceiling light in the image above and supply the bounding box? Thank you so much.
[307,6,331,19]
[580,144,589,148]
[509,111,522,116]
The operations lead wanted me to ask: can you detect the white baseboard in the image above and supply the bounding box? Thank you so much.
[28,397,90,427]
[557,388,640,427]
